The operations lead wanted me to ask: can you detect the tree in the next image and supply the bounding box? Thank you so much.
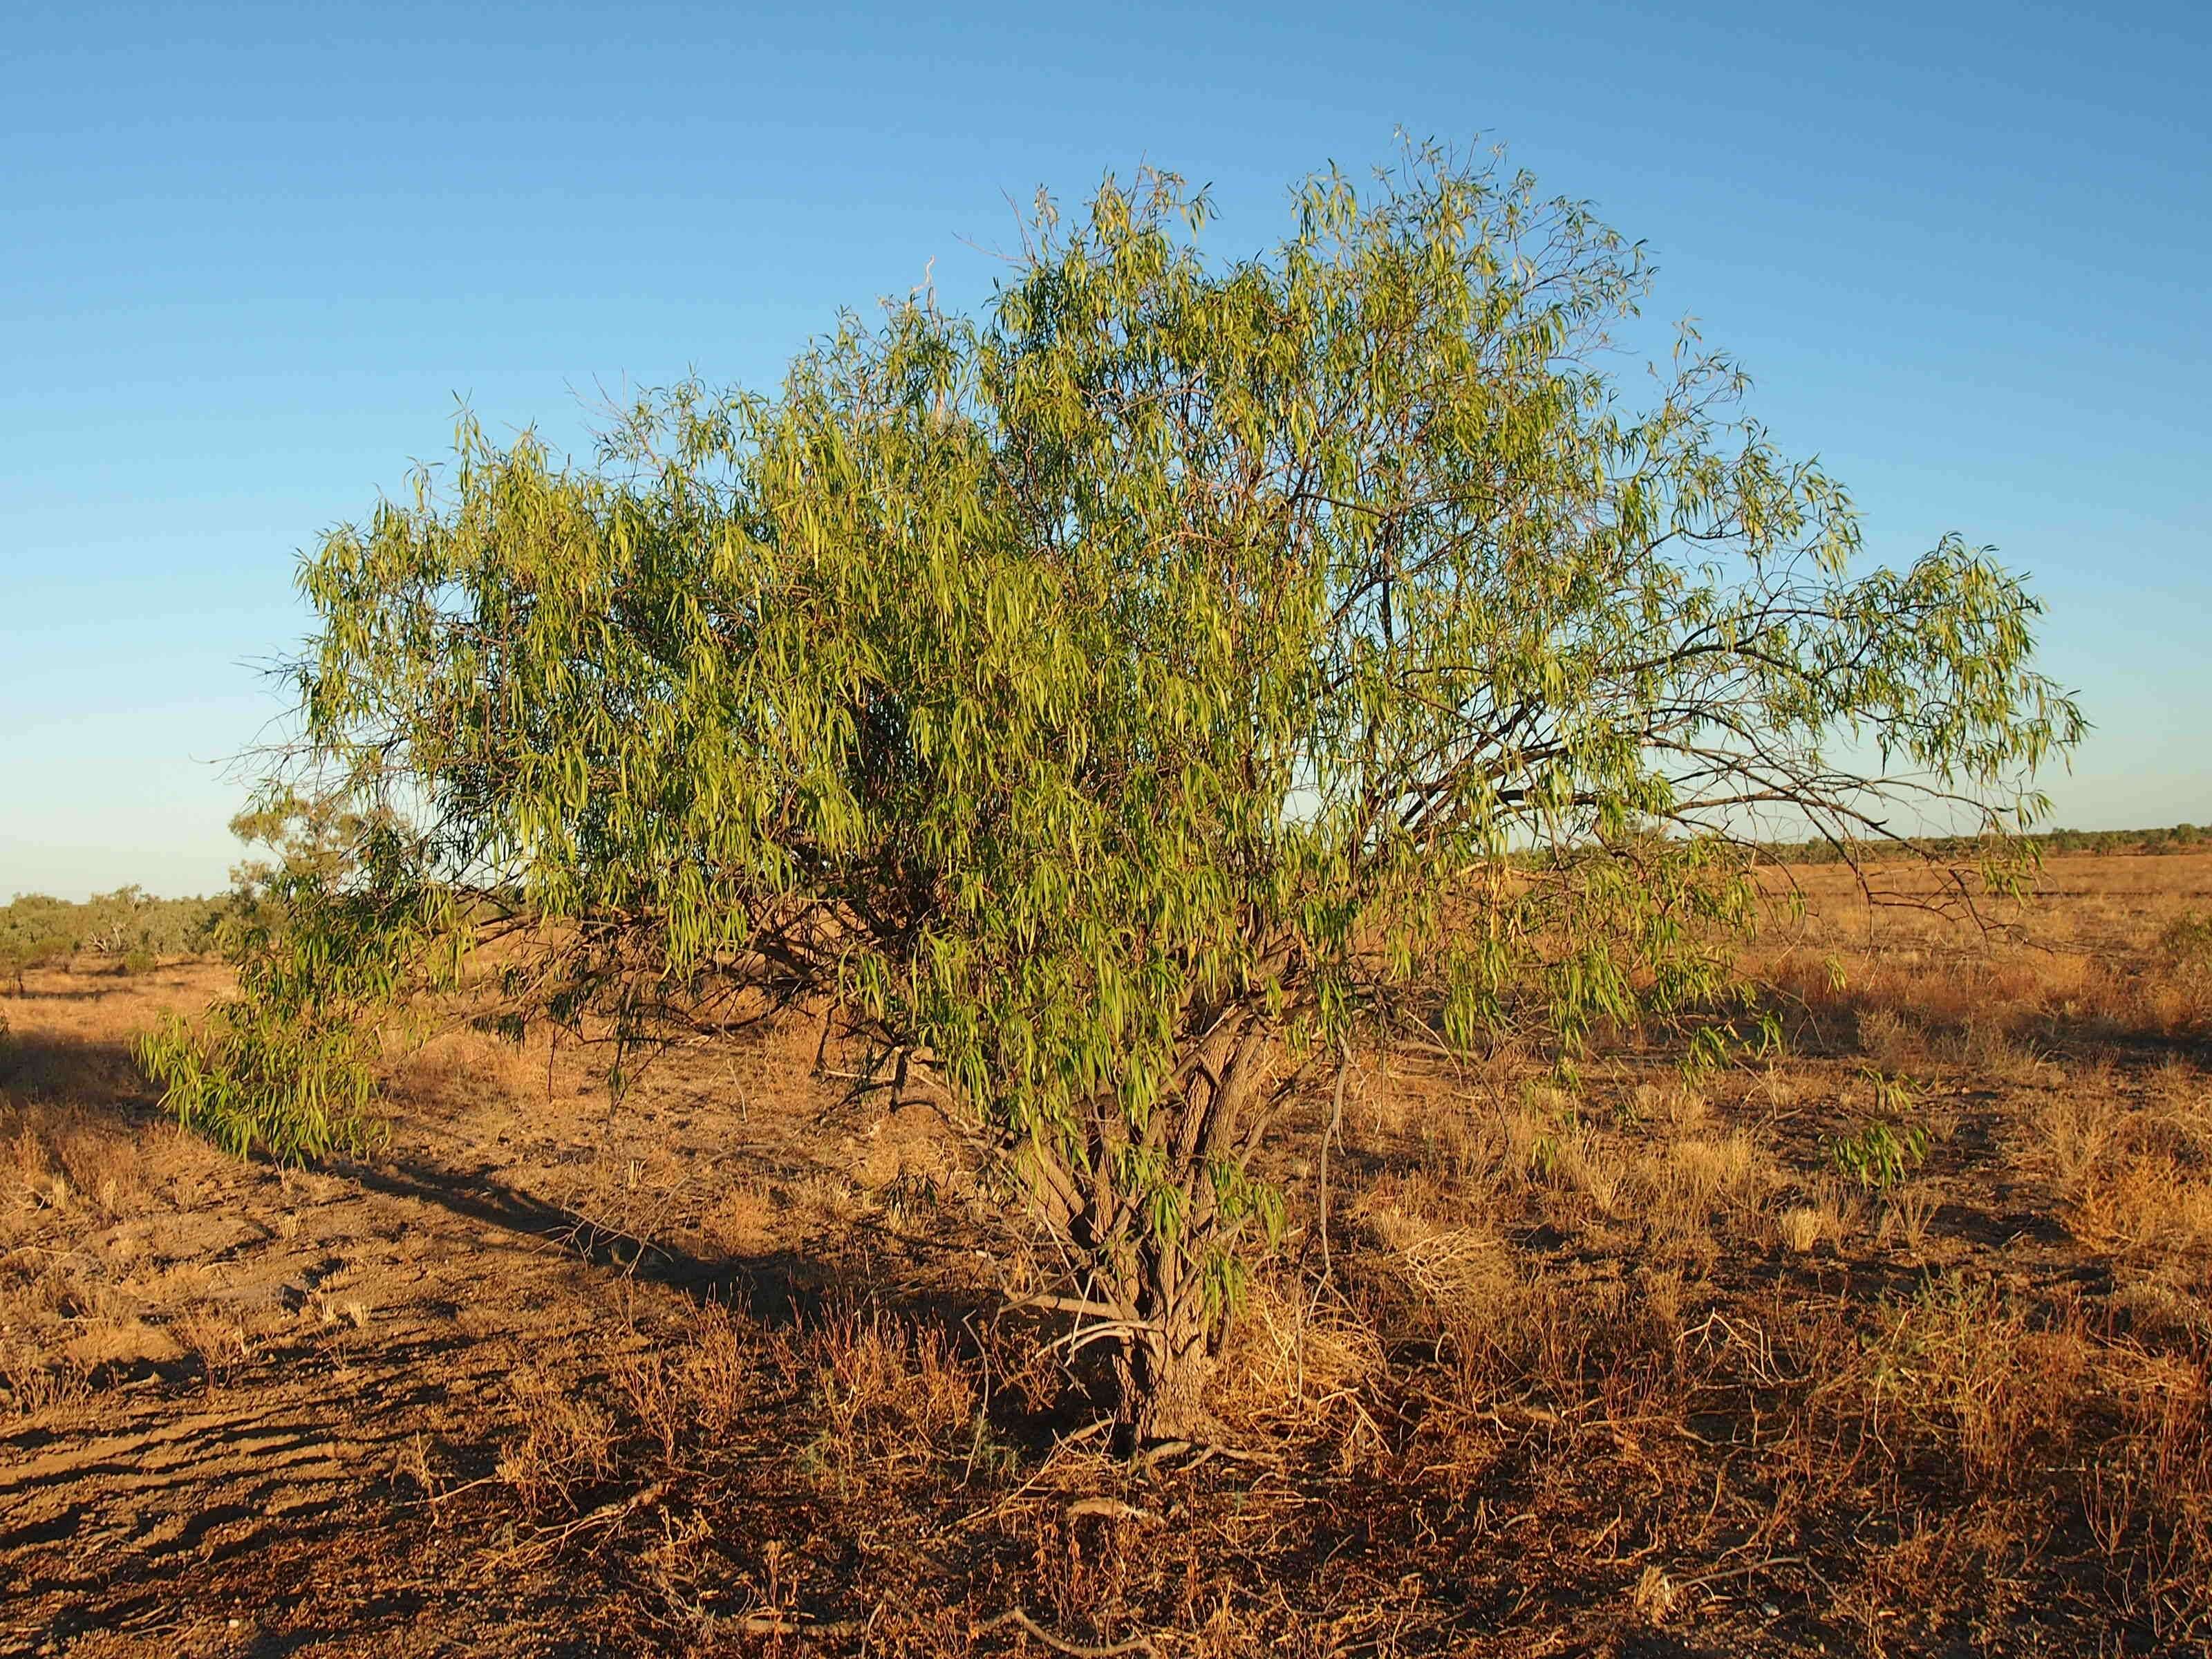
[77,885,221,962]
[142,144,2082,1442]
[0,897,75,997]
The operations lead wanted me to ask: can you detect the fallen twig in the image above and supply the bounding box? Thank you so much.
[738,1605,1157,1656]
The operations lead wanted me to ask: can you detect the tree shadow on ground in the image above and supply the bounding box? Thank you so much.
[3,1020,1106,1457]
[0,1030,162,1112]
[339,1152,854,1325]
[0,1028,993,1334]
[340,1148,1116,1447]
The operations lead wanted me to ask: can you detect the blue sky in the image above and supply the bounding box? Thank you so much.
[4,0,2206,897]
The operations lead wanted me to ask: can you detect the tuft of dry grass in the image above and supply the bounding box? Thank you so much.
[1211,1276,1387,1443]
[2034,1058,2212,1263]
[2074,1156,2212,1259]
[497,1365,620,1512]
[701,1181,780,1257]
[1552,1128,1628,1217]
[1777,1205,1824,1255]
[1630,1563,1683,1625]
[1857,1004,1918,1067]
[803,1304,979,1486]
[174,1302,250,1392]
[1662,1129,1768,1212]
[1847,1273,2092,1490]
[1878,1180,1940,1250]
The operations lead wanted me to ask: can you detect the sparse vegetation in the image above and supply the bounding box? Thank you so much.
[2161,909,2212,982]
[0,888,221,993]
[3,845,2211,1653]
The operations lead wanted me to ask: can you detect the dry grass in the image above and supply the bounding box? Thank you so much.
[1211,1275,1388,1440]
[497,1364,620,1511]
[4,854,2212,1653]
[700,1179,780,1256]
[2034,1055,2212,1262]
[1877,1179,1940,1250]
[804,1304,980,1482]
[1777,1204,1824,1254]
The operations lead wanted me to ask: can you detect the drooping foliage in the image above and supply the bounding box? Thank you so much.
[135,792,428,1160]
[142,144,2082,1435]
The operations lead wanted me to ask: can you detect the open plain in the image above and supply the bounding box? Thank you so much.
[4,847,2209,1657]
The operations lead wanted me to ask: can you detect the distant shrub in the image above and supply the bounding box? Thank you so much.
[0,930,70,995]
[2157,913,2212,1025]
[74,887,223,959]
[0,889,222,988]
[2159,911,2212,973]
[1755,825,2208,865]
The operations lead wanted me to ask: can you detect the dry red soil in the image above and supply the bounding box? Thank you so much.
[4,853,2210,1656]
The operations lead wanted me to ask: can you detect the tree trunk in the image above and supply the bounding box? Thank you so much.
[1114,1268,1218,1448]
[1102,1022,1273,1449]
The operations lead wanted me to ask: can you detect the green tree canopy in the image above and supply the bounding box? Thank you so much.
[144,144,2082,1439]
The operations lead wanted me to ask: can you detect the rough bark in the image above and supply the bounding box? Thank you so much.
[1116,1307,1216,1447]
[1097,1035,1274,1451]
